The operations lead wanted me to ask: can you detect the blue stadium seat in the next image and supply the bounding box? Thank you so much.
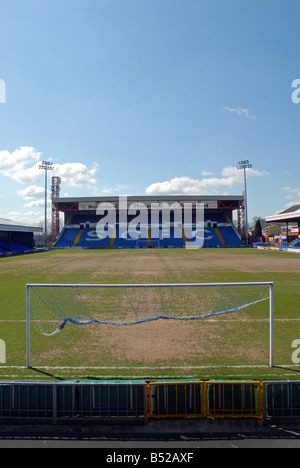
[76,228,111,248]
[218,226,243,247]
[0,240,30,252]
[203,228,222,247]
[156,226,184,248]
[114,225,142,248]
[54,227,79,248]
[291,239,300,248]
[54,211,243,249]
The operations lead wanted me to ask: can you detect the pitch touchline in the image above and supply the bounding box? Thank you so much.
[2,373,300,380]
[3,364,300,370]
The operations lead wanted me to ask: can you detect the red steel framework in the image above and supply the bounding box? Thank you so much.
[237,192,246,241]
[51,176,61,243]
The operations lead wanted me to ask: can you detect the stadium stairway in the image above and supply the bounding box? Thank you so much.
[218,226,243,247]
[214,227,227,246]
[54,227,79,248]
[109,228,116,248]
[147,229,151,247]
[72,229,83,247]
[182,228,188,247]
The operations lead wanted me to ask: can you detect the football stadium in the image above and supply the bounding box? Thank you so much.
[52,194,245,249]
[2,0,300,449]
[0,188,300,425]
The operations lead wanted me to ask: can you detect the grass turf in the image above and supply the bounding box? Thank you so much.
[0,248,299,381]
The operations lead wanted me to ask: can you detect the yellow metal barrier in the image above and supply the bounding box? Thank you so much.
[145,381,265,422]
[205,381,264,419]
[145,381,204,423]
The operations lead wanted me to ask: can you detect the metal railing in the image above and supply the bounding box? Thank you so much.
[1,380,300,423]
[205,381,264,419]
[0,381,145,423]
[146,381,204,422]
[264,381,300,419]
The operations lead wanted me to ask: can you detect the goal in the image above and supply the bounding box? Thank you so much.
[26,282,274,370]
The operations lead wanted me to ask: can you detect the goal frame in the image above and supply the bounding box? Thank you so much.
[26,282,274,369]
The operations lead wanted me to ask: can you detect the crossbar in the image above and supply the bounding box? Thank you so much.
[27,282,273,288]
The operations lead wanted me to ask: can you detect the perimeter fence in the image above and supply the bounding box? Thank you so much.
[0,380,299,424]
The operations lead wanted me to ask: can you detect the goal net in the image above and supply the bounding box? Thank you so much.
[26,282,274,370]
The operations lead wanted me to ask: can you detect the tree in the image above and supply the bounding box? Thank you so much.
[268,223,281,236]
[251,217,267,238]
[254,218,262,238]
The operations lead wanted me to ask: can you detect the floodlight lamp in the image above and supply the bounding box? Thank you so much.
[39,161,54,170]
[237,160,252,169]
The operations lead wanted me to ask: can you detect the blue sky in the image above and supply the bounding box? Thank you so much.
[0,0,299,227]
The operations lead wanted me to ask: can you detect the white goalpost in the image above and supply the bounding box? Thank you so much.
[26,282,274,370]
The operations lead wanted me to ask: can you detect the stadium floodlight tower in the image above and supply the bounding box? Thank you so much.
[237,160,252,246]
[39,161,54,246]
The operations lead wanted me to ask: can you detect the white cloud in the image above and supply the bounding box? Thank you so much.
[282,186,300,207]
[145,166,269,195]
[1,210,44,227]
[0,146,98,187]
[17,185,48,208]
[0,146,99,222]
[282,186,300,196]
[200,170,215,176]
[101,184,131,195]
[0,146,41,182]
[55,162,97,187]
[23,199,48,208]
[13,161,42,184]
[224,106,256,120]
[146,177,203,195]
[17,185,45,200]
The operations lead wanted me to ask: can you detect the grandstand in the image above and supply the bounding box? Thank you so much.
[52,195,244,249]
[0,218,43,255]
[265,204,300,251]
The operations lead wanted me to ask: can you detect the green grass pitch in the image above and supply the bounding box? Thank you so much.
[0,248,299,382]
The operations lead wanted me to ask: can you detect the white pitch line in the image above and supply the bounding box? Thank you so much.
[2,364,300,371]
